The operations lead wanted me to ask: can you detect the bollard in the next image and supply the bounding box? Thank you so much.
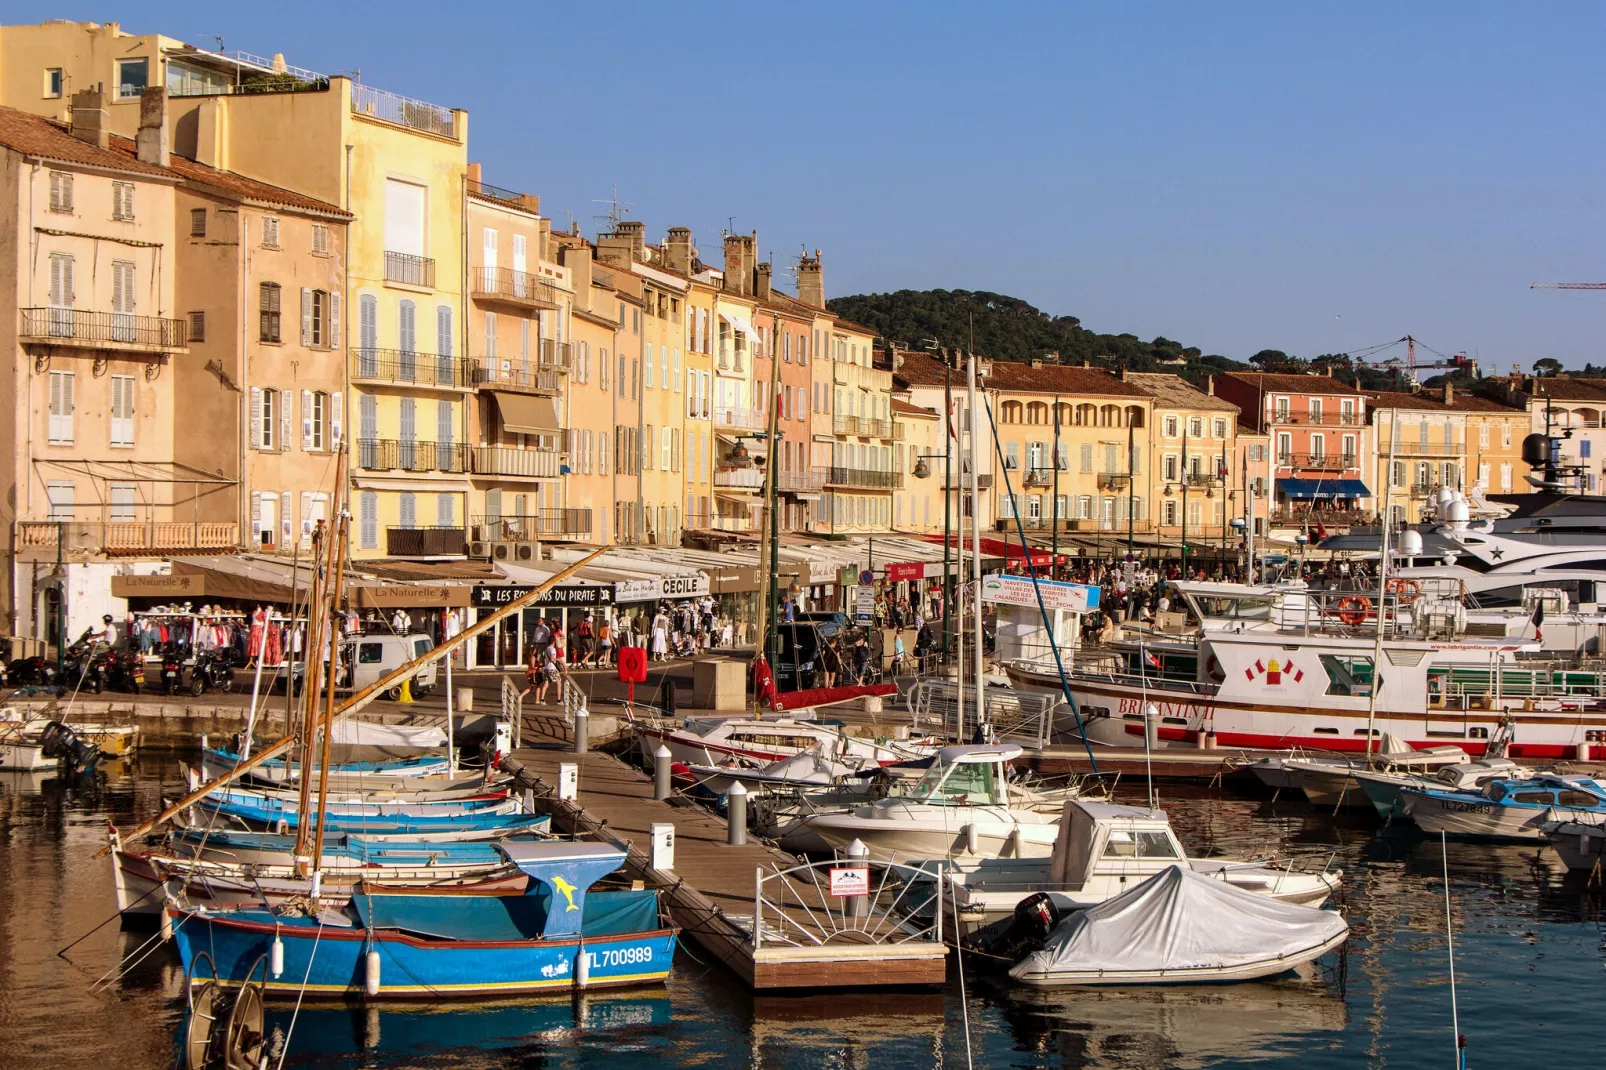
[845,838,870,921]
[653,744,673,801]
[726,781,748,846]
[573,706,589,754]
[557,763,578,803]
[1143,702,1159,751]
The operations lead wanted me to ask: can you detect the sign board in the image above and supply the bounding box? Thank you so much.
[473,583,614,607]
[712,567,762,593]
[829,865,870,897]
[353,584,471,608]
[980,573,1101,613]
[111,573,204,598]
[836,567,860,587]
[858,569,875,585]
[660,573,711,598]
[884,562,925,582]
[853,587,875,624]
[613,578,661,603]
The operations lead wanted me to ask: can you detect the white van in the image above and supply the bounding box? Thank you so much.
[339,633,439,699]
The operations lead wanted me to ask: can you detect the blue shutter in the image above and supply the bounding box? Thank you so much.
[398,300,416,380]
[358,294,377,377]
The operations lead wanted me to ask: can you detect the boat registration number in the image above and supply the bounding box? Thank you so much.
[1440,801,1492,815]
[593,946,654,968]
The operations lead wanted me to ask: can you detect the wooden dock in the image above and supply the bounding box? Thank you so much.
[501,746,949,991]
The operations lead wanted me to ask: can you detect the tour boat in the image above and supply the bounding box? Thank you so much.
[1400,773,1606,841]
[630,713,936,774]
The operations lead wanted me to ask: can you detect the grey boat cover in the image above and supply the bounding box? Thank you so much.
[1010,865,1348,982]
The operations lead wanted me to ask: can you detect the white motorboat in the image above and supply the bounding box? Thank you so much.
[1401,773,1606,841]
[1008,864,1349,987]
[1545,818,1606,872]
[934,799,1340,940]
[1265,737,1471,808]
[632,712,936,772]
[798,744,1067,863]
[1351,756,1533,820]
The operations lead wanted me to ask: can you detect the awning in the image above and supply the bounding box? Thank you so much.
[918,533,1061,567]
[1278,478,1371,500]
[494,392,560,435]
[718,309,760,342]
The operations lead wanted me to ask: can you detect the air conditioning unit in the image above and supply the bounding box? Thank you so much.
[468,540,493,559]
[492,541,515,561]
[510,540,538,561]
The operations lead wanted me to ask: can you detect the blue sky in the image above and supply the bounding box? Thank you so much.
[29,2,1606,367]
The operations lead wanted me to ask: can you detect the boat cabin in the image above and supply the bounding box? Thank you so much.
[903,745,1024,808]
[1479,774,1606,810]
[1048,801,1185,890]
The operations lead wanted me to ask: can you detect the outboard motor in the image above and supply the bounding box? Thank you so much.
[983,890,1064,959]
[39,720,100,769]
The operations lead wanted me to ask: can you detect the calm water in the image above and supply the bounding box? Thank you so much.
[3,756,1602,1069]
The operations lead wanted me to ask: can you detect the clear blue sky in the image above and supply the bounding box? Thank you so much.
[38,1,1606,368]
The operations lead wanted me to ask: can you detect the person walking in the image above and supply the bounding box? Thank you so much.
[596,617,614,667]
[575,612,595,668]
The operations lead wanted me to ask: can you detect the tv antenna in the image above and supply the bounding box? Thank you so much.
[590,185,633,231]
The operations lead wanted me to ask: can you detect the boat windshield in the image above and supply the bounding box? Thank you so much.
[1186,594,1275,622]
[909,760,1003,805]
[1101,829,1180,859]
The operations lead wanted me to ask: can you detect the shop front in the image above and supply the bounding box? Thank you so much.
[467,581,615,670]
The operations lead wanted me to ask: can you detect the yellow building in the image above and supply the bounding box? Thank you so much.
[1127,372,1240,547]
[825,317,898,534]
[892,399,943,533]
[0,98,192,636]
[670,231,716,537]
[1366,385,1528,524]
[710,235,762,534]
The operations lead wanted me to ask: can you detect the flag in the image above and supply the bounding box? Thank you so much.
[1531,599,1545,641]
[1144,648,1163,671]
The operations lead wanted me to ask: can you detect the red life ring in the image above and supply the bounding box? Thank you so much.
[1387,578,1422,604]
[1336,595,1372,626]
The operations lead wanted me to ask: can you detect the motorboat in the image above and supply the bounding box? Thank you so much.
[1007,865,1349,987]
[931,800,1340,941]
[1544,818,1606,872]
[168,842,679,998]
[1400,773,1606,841]
[798,745,1067,863]
[1350,755,1533,820]
[1250,736,1471,808]
[631,712,936,773]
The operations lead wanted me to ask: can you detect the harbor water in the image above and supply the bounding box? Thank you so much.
[3,756,1602,1069]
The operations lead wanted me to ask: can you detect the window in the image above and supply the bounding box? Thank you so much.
[399,493,417,529]
[1276,432,1292,464]
[112,181,134,221]
[48,370,74,444]
[187,311,206,342]
[261,216,280,248]
[109,483,136,522]
[116,57,149,99]
[1320,654,1376,697]
[1163,453,1179,481]
[1500,463,1513,492]
[1101,830,1179,859]
[311,223,329,255]
[46,481,74,521]
[1187,416,1203,439]
[44,68,62,98]
[190,208,207,237]
[1308,399,1323,424]
[1274,397,1290,422]
[1502,423,1512,448]
[1479,424,1490,449]
[110,259,135,340]
[259,282,282,342]
[359,492,378,549]
[1079,443,1093,473]
[1212,417,1227,439]
[1309,433,1325,460]
[48,170,72,213]
[110,374,135,447]
[1583,440,1593,459]
[437,493,455,527]
[48,253,74,316]
[303,390,329,451]
[309,289,328,347]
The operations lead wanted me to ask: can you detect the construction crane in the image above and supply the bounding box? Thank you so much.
[1350,335,1477,384]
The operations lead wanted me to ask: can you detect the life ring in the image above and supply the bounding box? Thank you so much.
[1336,595,1372,626]
[1387,578,1422,604]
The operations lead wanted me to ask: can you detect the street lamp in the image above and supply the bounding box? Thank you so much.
[911,446,950,654]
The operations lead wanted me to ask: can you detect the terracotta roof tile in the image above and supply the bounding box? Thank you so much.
[158,147,348,217]
[892,399,937,417]
[1124,372,1241,412]
[1366,390,1525,414]
[0,106,172,178]
[986,361,1150,398]
[1220,371,1366,396]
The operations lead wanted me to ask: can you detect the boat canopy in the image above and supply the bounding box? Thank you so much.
[1010,865,1348,983]
[498,841,629,937]
[935,744,1023,764]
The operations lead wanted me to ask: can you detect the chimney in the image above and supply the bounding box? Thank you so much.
[562,241,593,305]
[1115,364,1123,378]
[596,222,643,268]
[1082,360,1091,369]
[467,161,482,187]
[1206,374,1215,395]
[70,85,108,149]
[1442,380,1454,405]
[797,248,824,308]
[664,226,693,274]
[755,262,772,301]
[723,235,748,296]
[135,87,169,166]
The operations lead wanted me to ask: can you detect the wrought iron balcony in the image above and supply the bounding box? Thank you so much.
[832,414,902,439]
[17,519,237,554]
[775,468,828,494]
[473,362,560,394]
[471,511,592,539]
[1268,411,1362,427]
[714,467,766,491]
[1280,452,1353,471]
[357,438,468,473]
[827,467,902,490]
[351,348,475,388]
[470,266,559,310]
[20,308,187,354]
[353,84,456,138]
[385,526,466,556]
[383,250,436,288]
[471,446,562,479]
[1023,467,1056,487]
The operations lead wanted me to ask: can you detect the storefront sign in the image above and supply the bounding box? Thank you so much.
[661,573,711,598]
[884,562,925,582]
[354,584,472,609]
[980,573,1101,612]
[111,574,204,598]
[712,567,762,593]
[829,866,870,897]
[473,583,614,607]
[853,586,875,624]
[613,578,661,603]
[836,567,859,587]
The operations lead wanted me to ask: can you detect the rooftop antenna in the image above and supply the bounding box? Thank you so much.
[589,185,632,231]
[204,33,226,52]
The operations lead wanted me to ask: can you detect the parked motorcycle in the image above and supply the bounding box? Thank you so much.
[104,648,145,694]
[188,649,235,696]
[64,644,107,694]
[6,655,55,688]
[158,646,186,696]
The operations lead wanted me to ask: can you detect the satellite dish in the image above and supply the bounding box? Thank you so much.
[1398,529,1424,557]
[1445,500,1470,524]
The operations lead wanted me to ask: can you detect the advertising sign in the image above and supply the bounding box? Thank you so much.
[853,587,876,624]
[473,583,614,607]
[979,573,1101,612]
[829,866,871,897]
[884,562,925,582]
[661,573,711,598]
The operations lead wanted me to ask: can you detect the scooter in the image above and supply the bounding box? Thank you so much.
[188,649,235,696]
[158,646,186,696]
[104,648,144,693]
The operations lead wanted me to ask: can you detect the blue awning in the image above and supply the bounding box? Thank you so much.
[1278,478,1371,500]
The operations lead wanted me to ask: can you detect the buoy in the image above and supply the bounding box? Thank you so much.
[963,823,980,855]
[574,945,589,990]
[270,936,284,979]
[397,679,414,703]
[364,949,382,997]
[159,909,173,943]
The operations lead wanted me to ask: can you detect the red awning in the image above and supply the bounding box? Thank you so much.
[917,533,1063,567]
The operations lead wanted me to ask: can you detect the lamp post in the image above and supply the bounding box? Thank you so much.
[912,447,947,660]
[1180,421,1190,577]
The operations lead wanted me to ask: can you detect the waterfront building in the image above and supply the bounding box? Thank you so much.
[710,235,763,535]
[892,399,944,534]
[1366,384,1528,523]
[824,315,896,535]
[1475,373,1606,495]
[1126,372,1241,551]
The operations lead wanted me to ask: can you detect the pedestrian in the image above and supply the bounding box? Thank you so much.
[533,640,560,704]
[520,642,541,699]
[820,635,842,689]
[575,612,595,667]
[529,616,553,654]
[597,616,614,667]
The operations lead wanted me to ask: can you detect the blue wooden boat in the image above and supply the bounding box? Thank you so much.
[203,747,450,784]
[203,786,520,818]
[169,842,678,998]
[187,795,550,841]
[1400,773,1606,841]
[168,827,551,868]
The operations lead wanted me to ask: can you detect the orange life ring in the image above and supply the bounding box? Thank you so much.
[1336,595,1372,626]
[1387,578,1422,604]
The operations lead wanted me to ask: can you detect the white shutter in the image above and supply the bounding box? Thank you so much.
[249,387,262,449]
[281,490,292,546]
[483,227,497,275]
[437,400,452,446]
[250,491,262,541]
[280,389,292,453]
[331,391,343,447]
[300,491,314,548]
[300,287,313,346]
[302,389,314,451]
[60,372,74,441]
[436,305,451,357]
[360,492,377,549]
[383,179,425,257]
[329,290,341,349]
[511,233,526,274]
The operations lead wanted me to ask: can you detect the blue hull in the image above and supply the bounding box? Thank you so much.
[171,909,678,999]
[171,828,550,866]
[195,799,545,837]
[207,748,450,776]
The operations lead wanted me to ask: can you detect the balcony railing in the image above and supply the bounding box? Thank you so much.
[714,406,766,432]
[353,83,456,138]
[470,266,559,310]
[385,526,466,556]
[1387,441,1462,456]
[357,438,468,473]
[467,179,535,208]
[827,467,902,490]
[20,308,187,353]
[709,512,756,533]
[714,467,766,490]
[942,472,993,490]
[1268,411,1362,427]
[775,468,828,494]
[471,511,592,539]
[351,348,475,388]
[832,414,903,439]
[471,446,562,479]
[473,362,560,394]
[1023,467,1057,487]
[384,251,436,288]
[1279,452,1354,471]
[17,519,237,554]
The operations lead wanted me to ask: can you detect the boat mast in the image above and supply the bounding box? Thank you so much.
[1364,408,1397,764]
[290,482,337,878]
[968,353,985,736]
[309,448,351,880]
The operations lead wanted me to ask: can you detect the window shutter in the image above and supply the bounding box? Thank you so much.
[437,400,452,446]
[249,387,262,449]
[360,492,377,549]
[280,490,292,546]
[301,389,314,451]
[1131,445,1142,475]
[360,393,377,439]
[331,391,343,447]
[437,305,452,357]
[280,389,292,452]
[300,287,313,346]
[400,398,416,442]
[250,491,262,541]
[300,492,314,546]
[399,493,416,529]
[329,290,341,349]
